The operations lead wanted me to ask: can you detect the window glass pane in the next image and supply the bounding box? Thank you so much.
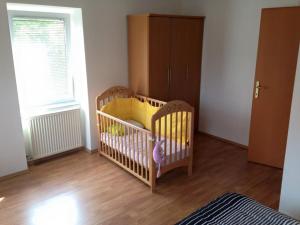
[11,17,73,109]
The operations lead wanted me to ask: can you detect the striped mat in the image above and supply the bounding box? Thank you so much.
[176,193,300,225]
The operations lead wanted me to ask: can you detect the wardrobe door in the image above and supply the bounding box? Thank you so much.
[185,18,204,131]
[170,18,203,130]
[169,18,190,102]
[149,17,171,101]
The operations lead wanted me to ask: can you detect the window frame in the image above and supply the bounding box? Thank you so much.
[8,10,77,111]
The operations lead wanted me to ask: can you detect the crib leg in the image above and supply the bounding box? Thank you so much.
[150,165,156,193]
[151,182,156,193]
[150,175,156,193]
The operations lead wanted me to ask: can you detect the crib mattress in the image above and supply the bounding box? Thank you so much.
[100,132,188,168]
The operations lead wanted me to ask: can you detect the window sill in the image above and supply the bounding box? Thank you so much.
[25,102,80,119]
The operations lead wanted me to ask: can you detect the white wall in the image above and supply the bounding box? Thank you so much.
[0,2,27,177]
[280,47,300,220]
[180,0,300,146]
[0,0,181,176]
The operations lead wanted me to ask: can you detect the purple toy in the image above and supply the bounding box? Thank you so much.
[153,140,165,177]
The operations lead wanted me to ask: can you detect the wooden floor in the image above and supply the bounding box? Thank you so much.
[0,134,282,225]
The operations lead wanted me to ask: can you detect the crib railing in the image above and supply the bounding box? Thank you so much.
[150,100,194,189]
[96,86,134,109]
[135,94,165,107]
[97,111,152,185]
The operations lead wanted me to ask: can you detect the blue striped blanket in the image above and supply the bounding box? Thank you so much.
[176,193,300,225]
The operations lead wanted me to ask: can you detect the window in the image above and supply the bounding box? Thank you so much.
[10,13,74,112]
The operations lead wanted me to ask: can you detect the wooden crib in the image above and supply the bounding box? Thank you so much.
[96,86,194,191]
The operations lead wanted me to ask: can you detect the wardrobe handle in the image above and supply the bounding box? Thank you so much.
[169,66,172,85]
[186,64,189,80]
[167,67,170,87]
[167,66,172,88]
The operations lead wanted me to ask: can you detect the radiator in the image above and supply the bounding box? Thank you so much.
[28,108,82,160]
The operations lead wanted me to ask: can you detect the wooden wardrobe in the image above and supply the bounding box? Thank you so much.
[127,14,204,130]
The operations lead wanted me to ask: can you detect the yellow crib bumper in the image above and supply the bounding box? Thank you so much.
[101,97,189,141]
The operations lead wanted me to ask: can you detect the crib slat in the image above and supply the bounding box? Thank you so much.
[100,115,105,152]
[164,115,167,164]
[130,128,133,170]
[98,115,101,151]
[109,118,112,156]
[116,125,119,163]
[119,122,122,162]
[141,132,144,178]
[104,117,108,155]
[123,124,126,163]
[146,133,149,180]
[170,113,173,163]
[117,123,120,162]
[114,120,117,160]
[100,115,104,153]
[110,119,116,159]
[133,128,136,171]
[137,131,140,176]
[188,112,191,157]
[158,119,162,173]
[132,127,135,171]
[97,114,100,151]
[127,127,131,169]
[117,121,121,162]
[115,120,118,159]
[110,118,114,157]
[122,124,125,165]
[126,126,130,168]
[158,119,161,141]
[105,117,109,155]
[185,112,189,158]
[175,112,178,161]
[180,112,183,160]
[102,117,105,154]
[133,128,136,172]
[115,120,118,160]
[113,120,116,159]
[99,115,102,152]
[111,118,114,155]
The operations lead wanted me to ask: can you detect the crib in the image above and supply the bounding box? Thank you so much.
[96,86,194,191]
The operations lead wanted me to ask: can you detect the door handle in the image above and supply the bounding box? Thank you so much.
[255,81,262,99]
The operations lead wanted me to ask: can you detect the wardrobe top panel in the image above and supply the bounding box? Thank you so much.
[262,6,300,11]
[128,13,205,20]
